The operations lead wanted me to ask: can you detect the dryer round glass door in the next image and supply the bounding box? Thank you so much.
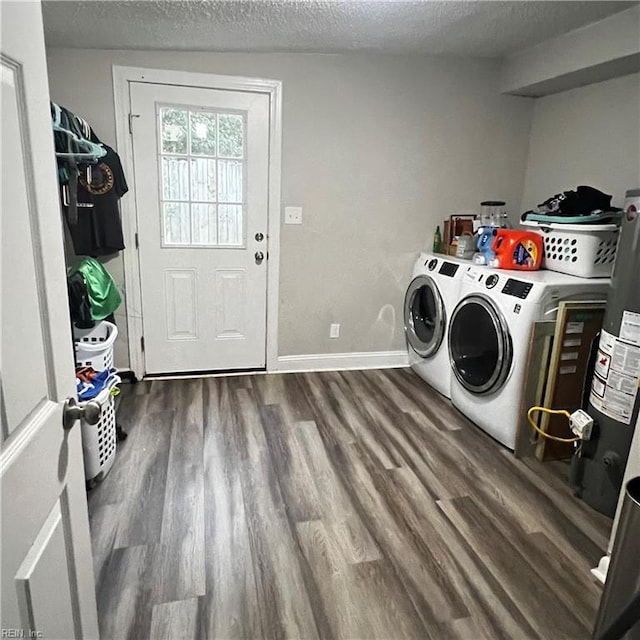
[404,275,445,358]
[448,294,513,395]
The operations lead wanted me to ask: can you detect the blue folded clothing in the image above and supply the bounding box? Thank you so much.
[76,368,116,400]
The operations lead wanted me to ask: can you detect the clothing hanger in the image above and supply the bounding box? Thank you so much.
[53,126,106,161]
[52,102,103,223]
[62,184,94,209]
[51,101,106,162]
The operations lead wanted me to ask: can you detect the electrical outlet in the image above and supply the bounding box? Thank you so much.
[284,206,302,224]
[330,323,340,339]
[570,409,594,440]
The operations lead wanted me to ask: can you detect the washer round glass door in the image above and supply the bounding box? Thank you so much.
[404,275,445,358]
[448,294,512,394]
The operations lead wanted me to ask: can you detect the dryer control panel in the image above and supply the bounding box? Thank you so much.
[439,262,459,278]
[502,278,533,299]
[426,258,438,271]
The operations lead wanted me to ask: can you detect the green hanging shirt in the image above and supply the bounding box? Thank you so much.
[68,257,122,320]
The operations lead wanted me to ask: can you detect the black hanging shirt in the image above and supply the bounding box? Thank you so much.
[65,143,128,257]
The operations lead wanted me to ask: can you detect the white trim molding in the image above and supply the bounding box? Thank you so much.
[275,350,409,373]
[591,554,610,585]
[112,65,283,379]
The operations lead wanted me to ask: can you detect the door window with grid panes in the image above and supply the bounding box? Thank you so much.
[158,106,245,247]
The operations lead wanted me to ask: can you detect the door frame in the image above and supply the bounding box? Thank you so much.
[113,65,282,378]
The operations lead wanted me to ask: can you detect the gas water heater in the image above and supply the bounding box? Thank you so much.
[576,189,640,517]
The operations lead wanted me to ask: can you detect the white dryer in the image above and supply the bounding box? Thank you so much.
[404,252,469,398]
[448,267,609,449]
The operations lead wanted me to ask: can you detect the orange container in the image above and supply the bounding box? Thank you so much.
[490,229,543,270]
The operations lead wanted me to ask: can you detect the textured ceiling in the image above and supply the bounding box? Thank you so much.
[42,1,636,57]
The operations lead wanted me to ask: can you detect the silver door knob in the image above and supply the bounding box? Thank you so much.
[63,397,101,430]
[255,232,264,242]
[255,251,265,264]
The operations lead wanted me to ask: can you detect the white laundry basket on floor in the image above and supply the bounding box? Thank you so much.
[73,321,118,371]
[80,375,120,486]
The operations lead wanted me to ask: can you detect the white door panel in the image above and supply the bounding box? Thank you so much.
[15,502,76,636]
[1,58,49,435]
[1,2,99,638]
[165,269,198,340]
[215,269,247,339]
[130,83,269,374]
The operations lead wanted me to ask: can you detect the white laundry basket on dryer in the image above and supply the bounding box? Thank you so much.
[521,220,620,278]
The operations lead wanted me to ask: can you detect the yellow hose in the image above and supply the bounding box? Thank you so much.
[527,406,580,443]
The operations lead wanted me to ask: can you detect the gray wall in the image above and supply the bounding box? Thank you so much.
[521,72,640,213]
[46,49,534,368]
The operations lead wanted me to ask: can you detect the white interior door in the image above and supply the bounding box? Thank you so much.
[130,82,270,374]
[1,2,99,638]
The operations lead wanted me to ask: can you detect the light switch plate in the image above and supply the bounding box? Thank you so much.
[284,206,302,224]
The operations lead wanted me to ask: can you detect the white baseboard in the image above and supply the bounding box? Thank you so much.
[591,554,610,585]
[128,352,410,379]
[275,350,409,373]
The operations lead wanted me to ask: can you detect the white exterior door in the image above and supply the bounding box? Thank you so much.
[1,2,99,638]
[130,82,270,374]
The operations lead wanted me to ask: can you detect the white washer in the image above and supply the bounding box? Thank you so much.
[448,267,609,449]
[404,252,470,398]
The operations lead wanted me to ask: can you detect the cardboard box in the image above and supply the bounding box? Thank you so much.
[450,215,475,238]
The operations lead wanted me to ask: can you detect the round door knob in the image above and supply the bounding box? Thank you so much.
[82,401,102,425]
[255,251,265,264]
[255,232,264,242]
[63,397,102,430]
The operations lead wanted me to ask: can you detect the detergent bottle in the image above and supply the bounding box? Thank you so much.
[473,227,498,265]
[490,229,543,270]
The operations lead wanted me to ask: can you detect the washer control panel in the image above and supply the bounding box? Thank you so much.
[501,278,533,299]
[427,258,438,271]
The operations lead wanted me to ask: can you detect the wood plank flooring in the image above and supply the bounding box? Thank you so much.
[88,368,611,640]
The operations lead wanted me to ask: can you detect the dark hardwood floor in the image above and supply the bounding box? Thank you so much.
[88,368,611,640]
